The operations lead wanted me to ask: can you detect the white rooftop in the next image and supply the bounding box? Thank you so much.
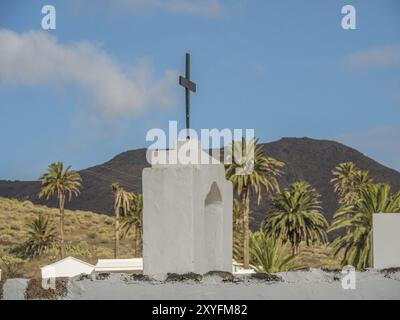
[41,256,94,268]
[41,256,95,279]
[94,258,143,272]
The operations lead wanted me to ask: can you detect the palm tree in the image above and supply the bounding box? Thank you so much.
[262,182,328,255]
[121,193,143,257]
[331,162,358,194]
[38,162,81,258]
[232,198,243,232]
[111,183,133,258]
[249,231,295,273]
[232,199,243,262]
[331,162,373,205]
[23,215,57,258]
[225,138,284,268]
[352,170,373,192]
[329,183,400,269]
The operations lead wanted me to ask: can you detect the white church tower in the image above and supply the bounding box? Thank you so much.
[142,139,233,277]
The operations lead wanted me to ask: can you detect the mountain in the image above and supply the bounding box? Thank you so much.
[1,137,400,231]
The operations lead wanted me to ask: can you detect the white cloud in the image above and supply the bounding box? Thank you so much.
[113,0,225,17]
[343,45,400,69]
[0,29,177,118]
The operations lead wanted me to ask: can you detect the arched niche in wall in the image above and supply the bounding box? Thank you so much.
[204,182,223,270]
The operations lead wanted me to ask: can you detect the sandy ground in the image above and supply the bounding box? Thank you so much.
[2,269,400,300]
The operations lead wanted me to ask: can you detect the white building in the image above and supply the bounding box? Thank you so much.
[94,258,143,273]
[143,139,233,277]
[232,260,256,275]
[373,213,400,269]
[41,256,94,279]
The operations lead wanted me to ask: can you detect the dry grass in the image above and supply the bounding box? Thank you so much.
[0,197,341,279]
[0,197,136,278]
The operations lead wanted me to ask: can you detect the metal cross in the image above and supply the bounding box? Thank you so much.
[179,52,196,139]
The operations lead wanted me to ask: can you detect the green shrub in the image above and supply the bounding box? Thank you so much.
[87,232,98,240]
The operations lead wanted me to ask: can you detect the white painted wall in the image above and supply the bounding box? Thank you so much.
[373,213,400,269]
[94,258,143,272]
[41,257,94,279]
[143,141,232,277]
[192,165,233,274]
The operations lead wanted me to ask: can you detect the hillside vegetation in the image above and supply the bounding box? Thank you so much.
[0,197,340,279]
[0,197,135,278]
[1,138,399,232]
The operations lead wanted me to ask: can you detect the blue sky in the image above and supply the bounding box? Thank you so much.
[1,0,400,180]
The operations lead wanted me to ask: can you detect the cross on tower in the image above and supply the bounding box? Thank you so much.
[179,52,196,139]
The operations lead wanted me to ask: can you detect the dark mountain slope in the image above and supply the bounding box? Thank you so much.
[252,137,400,230]
[1,138,399,231]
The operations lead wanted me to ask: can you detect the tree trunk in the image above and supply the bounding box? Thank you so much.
[135,224,141,257]
[115,207,120,259]
[242,187,250,269]
[292,240,300,256]
[59,194,66,259]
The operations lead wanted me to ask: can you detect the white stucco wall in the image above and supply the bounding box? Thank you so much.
[373,213,400,269]
[143,166,195,276]
[41,257,94,279]
[94,258,143,273]
[192,165,232,274]
[143,141,232,277]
